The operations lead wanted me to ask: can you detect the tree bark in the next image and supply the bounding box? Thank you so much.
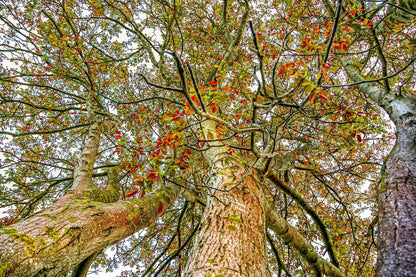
[340,54,416,276]
[184,120,270,276]
[266,201,345,277]
[0,184,181,277]
[184,162,270,277]
[376,102,416,276]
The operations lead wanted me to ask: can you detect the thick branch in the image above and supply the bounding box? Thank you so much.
[0,183,183,277]
[375,0,416,33]
[266,169,340,268]
[266,203,345,277]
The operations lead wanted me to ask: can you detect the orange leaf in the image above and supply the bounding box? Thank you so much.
[223,86,230,92]
[308,92,317,103]
[157,202,164,216]
[319,90,330,102]
[138,189,146,199]
[229,93,236,100]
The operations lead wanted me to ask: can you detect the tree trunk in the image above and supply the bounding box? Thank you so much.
[184,120,270,276]
[184,161,270,276]
[376,102,416,276]
[340,55,416,276]
[0,184,181,277]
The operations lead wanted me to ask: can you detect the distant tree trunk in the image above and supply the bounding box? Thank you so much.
[376,97,416,276]
[184,162,270,276]
[340,56,416,276]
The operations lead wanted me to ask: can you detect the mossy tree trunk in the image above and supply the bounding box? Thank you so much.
[0,184,181,277]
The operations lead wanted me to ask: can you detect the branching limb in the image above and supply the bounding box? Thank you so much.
[206,0,249,83]
[266,202,345,277]
[266,169,340,268]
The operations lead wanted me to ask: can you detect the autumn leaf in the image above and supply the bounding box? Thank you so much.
[132,180,144,187]
[157,202,164,216]
[308,92,317,103]
[319,89,330,102]
[126,188,139,198]
[138,189,146,199]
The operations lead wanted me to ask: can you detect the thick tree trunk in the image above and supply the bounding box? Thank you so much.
[184,120,270,276]
[0,184,181,277]
[340,55,416,276]
[184,161,270,276]
[376,107,416,276]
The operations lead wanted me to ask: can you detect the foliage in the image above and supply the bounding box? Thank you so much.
[1,0,414,275]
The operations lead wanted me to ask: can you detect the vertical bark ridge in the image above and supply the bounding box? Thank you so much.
[376,113,416,276]
[184,161,270,277]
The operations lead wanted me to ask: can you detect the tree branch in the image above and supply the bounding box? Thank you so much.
[266,202,345,277]
[266,169,340,268]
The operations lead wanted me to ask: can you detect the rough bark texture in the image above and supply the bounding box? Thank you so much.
[184,162,270,277]
[0,184,181,277]
[340,54,416,275]
[376,111,416,276]
[184,120,270,276]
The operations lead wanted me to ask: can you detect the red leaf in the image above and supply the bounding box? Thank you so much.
[132,180,144,187]
[209,103,216,108]
[157,202,164,216]
[357,134,362,142]
[126,188,139,198]
[115,130,121,134]
[147,172,158,180]
[197,141,205,147]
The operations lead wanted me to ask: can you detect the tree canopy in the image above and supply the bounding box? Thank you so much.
[0,0,415,276]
